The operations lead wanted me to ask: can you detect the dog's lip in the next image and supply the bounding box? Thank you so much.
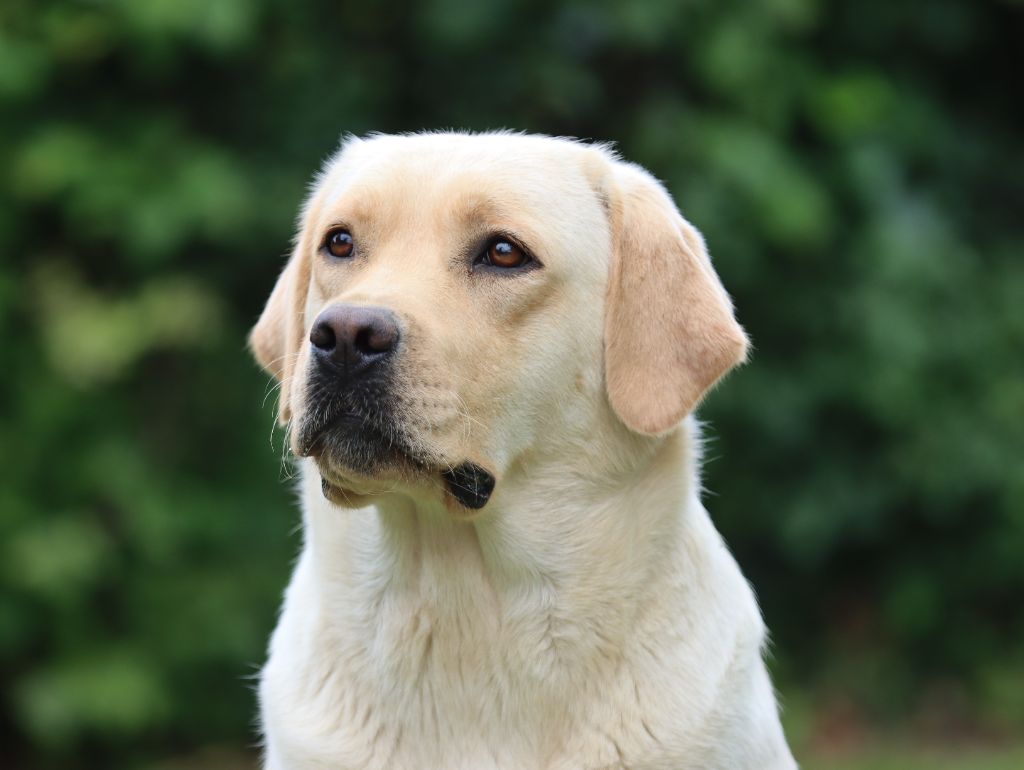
[441,462,496,510]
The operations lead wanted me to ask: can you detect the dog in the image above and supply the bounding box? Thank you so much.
[249,132,797,769]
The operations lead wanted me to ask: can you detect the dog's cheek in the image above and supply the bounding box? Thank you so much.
[286,353,313,453]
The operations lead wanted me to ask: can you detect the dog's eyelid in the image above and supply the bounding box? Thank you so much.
[499,231,539,260]
[321,223,354,243]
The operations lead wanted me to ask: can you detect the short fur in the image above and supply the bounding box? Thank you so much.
[250,132,796,769]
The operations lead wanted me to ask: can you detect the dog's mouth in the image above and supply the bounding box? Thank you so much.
[298,407,422,477]
[298,407,496,511]
[297,409,410,464]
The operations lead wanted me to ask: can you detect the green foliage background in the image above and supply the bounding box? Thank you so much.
[1,0,1021,767]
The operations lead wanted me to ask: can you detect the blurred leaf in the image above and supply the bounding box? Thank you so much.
[32,265,224,386]
[5,516,114,599]
[14,652,170,746]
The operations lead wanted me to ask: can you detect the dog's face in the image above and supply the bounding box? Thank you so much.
[250,133,747,513]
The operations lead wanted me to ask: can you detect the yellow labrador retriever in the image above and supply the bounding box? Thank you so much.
[250,132,796,770]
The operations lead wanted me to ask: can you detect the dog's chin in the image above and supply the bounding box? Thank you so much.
[316,463,399,508]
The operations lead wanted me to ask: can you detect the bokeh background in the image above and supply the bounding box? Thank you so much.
[2,0,1022,768]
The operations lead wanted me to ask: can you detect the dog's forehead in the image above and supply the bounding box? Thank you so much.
[319,133,603,221]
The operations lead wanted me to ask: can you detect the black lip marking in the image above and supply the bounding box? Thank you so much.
[442,462,496,510]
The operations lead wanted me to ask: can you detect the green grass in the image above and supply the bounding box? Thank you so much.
[803,744,1024,770]
[146,743,1024,770]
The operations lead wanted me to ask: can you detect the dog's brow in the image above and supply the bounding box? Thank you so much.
[449,195,548,250]
[336,190,379,221]
[448,193,506,225]
[314,191,384,238]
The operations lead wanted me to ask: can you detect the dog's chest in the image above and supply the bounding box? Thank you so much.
[260,551,687,769]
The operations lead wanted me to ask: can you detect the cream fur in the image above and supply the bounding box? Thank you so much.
[251,132,796,769]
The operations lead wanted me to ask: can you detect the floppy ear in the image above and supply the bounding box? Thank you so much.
[249,233,312,424]
[604,162,749,435]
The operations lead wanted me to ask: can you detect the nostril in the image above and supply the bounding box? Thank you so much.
[353,323,397,356]
[310,321,336,352]
[352,326,375,356]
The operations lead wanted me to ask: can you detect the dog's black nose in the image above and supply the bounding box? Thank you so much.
[310,305,400,375]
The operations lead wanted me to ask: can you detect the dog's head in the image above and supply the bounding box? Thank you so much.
[250,133,747,513]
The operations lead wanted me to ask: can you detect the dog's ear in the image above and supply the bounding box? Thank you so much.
[249,229,312,425]
[603,162,749,435]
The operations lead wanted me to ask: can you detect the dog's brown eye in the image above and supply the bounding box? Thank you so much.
[481,238,530,269]
[325,229,354,259]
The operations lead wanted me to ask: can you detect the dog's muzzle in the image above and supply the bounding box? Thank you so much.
[299,303,497,510]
